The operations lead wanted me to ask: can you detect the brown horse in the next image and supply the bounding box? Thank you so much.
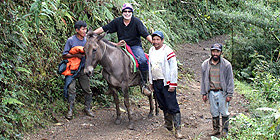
[83,30,158,130]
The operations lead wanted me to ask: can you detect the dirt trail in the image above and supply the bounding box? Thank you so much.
[24,35,248,140]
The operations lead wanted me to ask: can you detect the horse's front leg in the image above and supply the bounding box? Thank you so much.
[111,87,121,125]
[122,86,134,130]
[148,94,154,118]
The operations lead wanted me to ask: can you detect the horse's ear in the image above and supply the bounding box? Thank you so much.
[97,31,107,41]
[87,30,94,38]
[88,28,92,32]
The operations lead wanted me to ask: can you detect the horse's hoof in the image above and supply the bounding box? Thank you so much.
[128,123,134,130]
[148,113,153,119]
[115,119,121,125]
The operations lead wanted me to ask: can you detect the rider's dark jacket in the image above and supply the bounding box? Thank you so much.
[102,16,149,47]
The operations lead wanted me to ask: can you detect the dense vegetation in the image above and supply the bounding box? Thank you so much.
[0,0,279,139]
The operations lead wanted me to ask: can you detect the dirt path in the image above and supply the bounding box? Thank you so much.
[24,35,248,140]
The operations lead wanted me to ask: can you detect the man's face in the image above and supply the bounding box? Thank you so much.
[152,36,164,49]
[76,26,87,38]
[122,9,132,20]
[211,49,222,61]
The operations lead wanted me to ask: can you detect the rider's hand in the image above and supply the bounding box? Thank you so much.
[202,95,208,103]
[116,40,126,47]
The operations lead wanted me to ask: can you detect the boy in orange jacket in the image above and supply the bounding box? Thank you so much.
[62,20,94,120]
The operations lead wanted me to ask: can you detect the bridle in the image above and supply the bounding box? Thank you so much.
[90,39,107,61]
[101,42,107,59]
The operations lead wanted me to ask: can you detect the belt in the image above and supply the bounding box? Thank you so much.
[153,79,163,82]
[210,89,223,92]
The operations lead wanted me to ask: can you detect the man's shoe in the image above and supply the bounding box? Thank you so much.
[84,109,95,118]
[208,129,220,136]
[208,116,220,136]
[66,110,73,120]
[142,85,152,96]
[175,128,184,139]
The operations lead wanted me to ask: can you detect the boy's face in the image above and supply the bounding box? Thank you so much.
[152,36,164,49]
[76,26,87,38]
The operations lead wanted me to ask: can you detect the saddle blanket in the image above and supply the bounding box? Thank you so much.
[122,44,149,72]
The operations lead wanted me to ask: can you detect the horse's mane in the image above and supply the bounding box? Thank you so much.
[86,30,128,57]
[87,30,116,48]
[101,38,116,48]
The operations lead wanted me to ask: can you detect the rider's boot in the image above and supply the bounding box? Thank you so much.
[66,93,76,120]
[84,93,95,117]
[140,71,152,96]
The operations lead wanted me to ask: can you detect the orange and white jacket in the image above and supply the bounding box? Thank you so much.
[61,46,84,76]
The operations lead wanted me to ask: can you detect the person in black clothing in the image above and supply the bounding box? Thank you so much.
[93,3,152,95]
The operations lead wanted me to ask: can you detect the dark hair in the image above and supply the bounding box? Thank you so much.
[74,20,87,30]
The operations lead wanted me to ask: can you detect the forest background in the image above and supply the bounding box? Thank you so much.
[0,0,280,139]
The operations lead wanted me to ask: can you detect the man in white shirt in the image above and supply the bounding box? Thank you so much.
[148,31,183,139]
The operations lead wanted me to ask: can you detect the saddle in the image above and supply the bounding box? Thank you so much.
[121,44,149,73]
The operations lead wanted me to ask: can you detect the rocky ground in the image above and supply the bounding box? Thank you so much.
[24,35,249,140]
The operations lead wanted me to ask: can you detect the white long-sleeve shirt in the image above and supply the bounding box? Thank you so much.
[148,44,178,87]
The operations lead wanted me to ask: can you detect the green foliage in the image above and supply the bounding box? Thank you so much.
[90,65,112,108]
[252,71,280,102]
[0,0,72,139]
[211,0,280,80]
[230,113,275,139]
[230,80,280,139]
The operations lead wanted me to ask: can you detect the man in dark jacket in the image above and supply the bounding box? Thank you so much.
[201,43,234,138]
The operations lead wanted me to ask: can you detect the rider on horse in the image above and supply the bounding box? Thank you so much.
[93,3,152,96]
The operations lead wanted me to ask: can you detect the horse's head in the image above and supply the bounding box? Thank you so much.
[84,29,106,76]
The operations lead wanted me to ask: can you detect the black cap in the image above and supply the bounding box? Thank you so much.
[211,43,222,52]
